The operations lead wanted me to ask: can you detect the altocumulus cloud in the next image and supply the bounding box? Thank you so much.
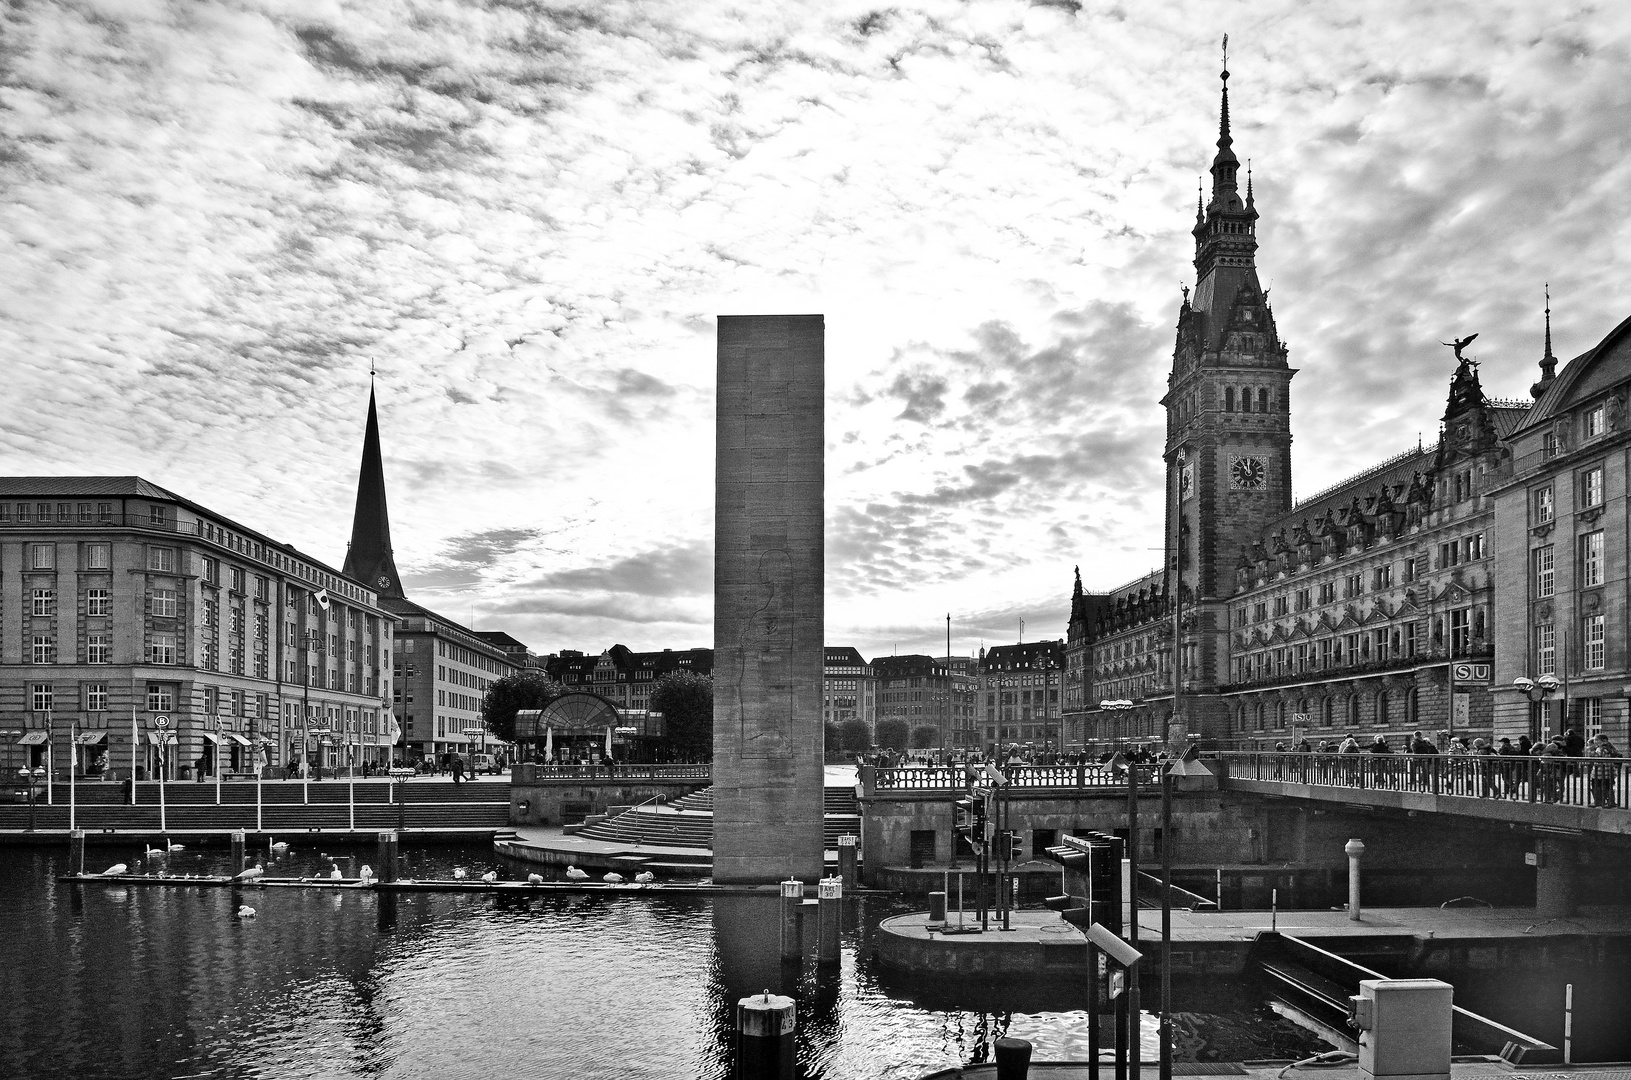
[1,0,1628,660]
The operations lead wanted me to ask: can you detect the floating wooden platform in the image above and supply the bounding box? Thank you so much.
[56,872,751,895]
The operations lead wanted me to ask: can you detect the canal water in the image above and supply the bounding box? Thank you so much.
[0,841,1328,1079]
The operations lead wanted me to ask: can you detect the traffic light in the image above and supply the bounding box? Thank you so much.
[1043,893,1092,928]
[955,795,986,853]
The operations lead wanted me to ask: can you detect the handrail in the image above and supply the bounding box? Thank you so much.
[860,761,1165,794]
[1217,750,1630,811]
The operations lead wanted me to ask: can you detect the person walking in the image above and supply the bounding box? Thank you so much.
[451,755,465,785]
[1589,733,1620,808]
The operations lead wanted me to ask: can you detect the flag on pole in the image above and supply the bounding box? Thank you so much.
[314,588,330,610]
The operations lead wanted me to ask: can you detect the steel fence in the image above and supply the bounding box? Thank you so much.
[1218,751,1629,809]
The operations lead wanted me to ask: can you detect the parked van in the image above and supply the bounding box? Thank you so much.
[471,754,500,774]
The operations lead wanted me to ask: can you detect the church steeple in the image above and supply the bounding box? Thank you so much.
[1192,38,1259,285]
[342,383,404,598]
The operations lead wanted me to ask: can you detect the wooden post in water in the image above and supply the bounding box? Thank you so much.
[230,830,245,875]
[377,830,399,884]
[837,834,858,889]
[779,880,803,961]
[69,828,85,876]
[817,878,841,965]
[994,1037,1032,1080]
[736,992,795,1079]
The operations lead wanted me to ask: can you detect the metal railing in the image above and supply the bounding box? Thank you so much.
[863,762,1163,793]
[1219,751,1630,810]
[512,763,711,781]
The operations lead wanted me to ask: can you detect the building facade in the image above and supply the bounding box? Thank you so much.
[977,640,1065,750]
[871,654,958,747]
[1,477,397,782]
[387,597,516,761]
[822,646,875,729]
[542,645,714,755]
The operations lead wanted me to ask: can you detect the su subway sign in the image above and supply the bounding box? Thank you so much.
[1452,662,1493,684]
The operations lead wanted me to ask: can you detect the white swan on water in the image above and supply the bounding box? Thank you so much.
[452,867,467,880]
[527,873,544,885]
[235,864,264,881]
[359,865,374,883]
[102,863,128,876]
[634,871,655,884]
[564,866,589,881]
[236,905,256,918]
[480,870,498,883]
[603,872,625,884]
[329,866,343,880]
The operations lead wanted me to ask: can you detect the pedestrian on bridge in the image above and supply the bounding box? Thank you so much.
[1589,733,1620,809]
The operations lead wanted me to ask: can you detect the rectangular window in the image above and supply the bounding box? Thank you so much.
[203,686,218,714]
[31,683,53,712]
[0,503,10,522]
[255,575,269,601]
[148,633,176,665]
[1582,466,1605,508]
[85,683,108,711]
[1402,558,1416,584]
[31,588,55,617]
[1464,533,1486,561]
[84,543,111,570]
[1580,697,1603,740]
[77,503,91,522]
[148,547,175,572]
[1586,404,1606,439]
[32,635,54,664]
[1373,565,1393,590]
[87,634,110,664]
[97,502,112,521]
[1439,541,1460,569]
[31,544,54,570]
[1535,624,1556,675]
[1583,614,1606,671]
[150,589,178,618]
[147,684,173,712]
[1581,531,1605,588]
[201,642,217,671]
[1534,486,1555,524]
[1294,589,1311,611]
[1346,573,1362,598]
[1451,609,1471,655]
[1404,621,1418,658]
[148,505,166,526]
[1318,582,1335,604]
[201,557,218,585]
[56,502,70,523]
[1534,545,1555,598]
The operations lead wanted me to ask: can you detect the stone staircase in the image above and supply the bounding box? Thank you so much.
[570,784,861,860]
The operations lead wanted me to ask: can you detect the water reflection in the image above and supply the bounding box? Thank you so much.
[0,844,1326,1080]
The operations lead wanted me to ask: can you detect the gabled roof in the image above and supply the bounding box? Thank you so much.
[1516,312,1631,434]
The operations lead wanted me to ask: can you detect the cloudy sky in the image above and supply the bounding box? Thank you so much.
[3,1,1629,661]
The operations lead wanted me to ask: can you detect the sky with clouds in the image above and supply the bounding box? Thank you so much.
[3,0,1629,661]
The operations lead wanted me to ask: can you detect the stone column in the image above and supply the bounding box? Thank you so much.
[1534,837,1577,918]
[713,314,826,884]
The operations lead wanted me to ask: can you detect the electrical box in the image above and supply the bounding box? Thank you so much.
[1350,979,1452,1080]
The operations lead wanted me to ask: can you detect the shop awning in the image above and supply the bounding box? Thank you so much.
[201,732,221,745]
[147,732,169,745]
[16,731,48,746]
[227,733,251,746]
[74,731,108,745]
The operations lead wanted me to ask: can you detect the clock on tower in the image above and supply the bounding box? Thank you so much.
[1229,455,1267,490]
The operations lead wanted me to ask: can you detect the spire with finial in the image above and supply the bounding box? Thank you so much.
[1246,158,1254,208]
[1531,282,1559,399]
[342,383,405,599]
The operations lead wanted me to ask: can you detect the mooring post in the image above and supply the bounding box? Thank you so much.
[927,889,947,927]
[837,834,857,889]
[800,898,820,952]
[230,830,245,875]
[995,1036,1033,1080]
[377,830,399,884]
[818,877,842,965]
[779,879,803,961]
[69,828,85,876]
[736,992,796,1080]
[1344,838,1365,921]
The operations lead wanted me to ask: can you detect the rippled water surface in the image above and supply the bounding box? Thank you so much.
[0,842,1322,1079]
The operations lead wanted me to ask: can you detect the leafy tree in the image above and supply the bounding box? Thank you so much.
[824,721,843,758]
[910,724,940,749]
[875,717,909,751]
[652,670,714,760]
[481,670,566,748]
[839,718,871,753]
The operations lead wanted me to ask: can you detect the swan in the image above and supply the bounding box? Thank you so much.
[527,873,544,885]
[480,870,498,883]
[359,865,374,883]
[270,840,289,853]
[235,864,264,881]
[634,871,655,884]
[236,905,256,918]
[564,866,589,881]
[452,867,467,880]
[603,872,625,884]
[167,843,184,851]
[144,845,166,856]
[102,863,128,876]
[329,866,343,880]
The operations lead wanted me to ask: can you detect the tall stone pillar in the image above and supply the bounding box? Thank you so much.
[1534,837,1578,918]
[713,314,826,884]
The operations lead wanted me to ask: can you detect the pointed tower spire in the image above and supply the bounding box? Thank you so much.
[1531,283,1559,400]
[343,385,405,598]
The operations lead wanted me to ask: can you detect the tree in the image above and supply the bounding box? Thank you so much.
[481,670,566,747]
[652,670,714,760]
[875,717,909,751]
[824,721,843,758]
[910,724,940,750]
[839,718,871,753]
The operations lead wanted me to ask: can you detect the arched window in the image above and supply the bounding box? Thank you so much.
[1225,387,1235,412]
[1321,698,1334,727]
[1346,696,1360,726]
[1258,387,1270,411]
[1241,387,1253,413]
[1255,703,1265,729]
[1276,701,1286,728]
[1376,690,1389,724]
[1405,687,1418,726]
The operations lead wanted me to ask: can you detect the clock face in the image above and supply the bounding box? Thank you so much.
[377,575,392,589]
[1229,455,1267,490]
[1179,463,1193,500]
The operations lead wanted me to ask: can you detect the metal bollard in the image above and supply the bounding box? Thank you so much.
[779,880,803,960]
[838,834,858,889]
[995,1036,1033,1080]
[69,828,85,876]
[377,830,399,884]
[230,830,245,875]
[1345,838,1365,922]
[927,890,947,925]
[818,878,842,965]
[736,992,796,1079]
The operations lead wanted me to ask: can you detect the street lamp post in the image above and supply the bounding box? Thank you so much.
[1100,700,1135,759]
[1514,675,1562,741]
[18,766,45,831]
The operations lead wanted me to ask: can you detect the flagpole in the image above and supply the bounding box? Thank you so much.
[131,702,139,804]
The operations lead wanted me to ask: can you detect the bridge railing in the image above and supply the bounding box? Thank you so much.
[1218,751,1631,810]
[863,762,1163,794]
[512,764,712,782]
